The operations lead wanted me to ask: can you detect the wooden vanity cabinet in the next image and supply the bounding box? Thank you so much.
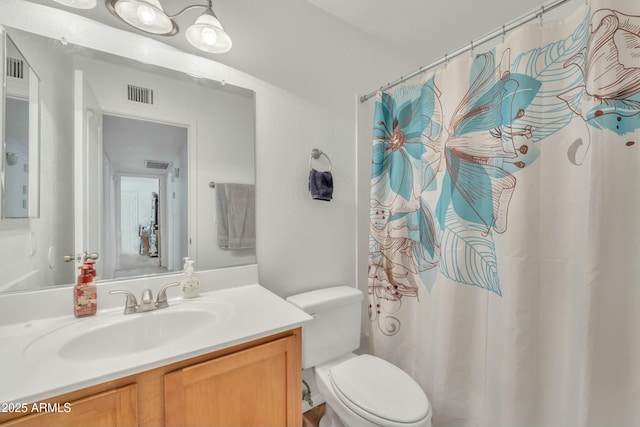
[165,334,301,427]
[0,385,137,427]
[0,329,302,427]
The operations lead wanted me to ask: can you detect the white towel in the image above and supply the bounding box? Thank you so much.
[216,183,256,249]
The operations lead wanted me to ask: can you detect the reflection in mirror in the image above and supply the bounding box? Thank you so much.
[0,26,255,294]
[2,33,40,219]
[4,97,28,217]
[101,114,188,280]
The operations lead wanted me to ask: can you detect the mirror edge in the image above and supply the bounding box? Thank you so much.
[1,28,5,219]
[28,61,40,219]
[0,28,42,220]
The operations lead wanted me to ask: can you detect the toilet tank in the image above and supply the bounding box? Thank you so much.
[287,286,363,369]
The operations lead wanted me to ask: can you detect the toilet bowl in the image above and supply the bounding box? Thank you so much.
[287,286,432,427]
[315,353,432,427]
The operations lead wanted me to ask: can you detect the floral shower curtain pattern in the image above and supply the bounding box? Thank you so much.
[368,1,640,426]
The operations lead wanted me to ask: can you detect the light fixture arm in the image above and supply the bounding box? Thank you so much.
[167,0,212,19]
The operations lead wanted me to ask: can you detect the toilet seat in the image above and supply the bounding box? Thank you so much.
[328,354,431,426]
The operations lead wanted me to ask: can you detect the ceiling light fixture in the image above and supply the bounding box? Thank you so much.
[106,0,232,53]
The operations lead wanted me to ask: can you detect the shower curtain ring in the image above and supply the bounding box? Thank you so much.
[539,5,544,27]
[502,24,506,42]
[470,41,474,58]
[444,53,449,68]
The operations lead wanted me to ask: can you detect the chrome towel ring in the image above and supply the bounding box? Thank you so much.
[309,148,332,171]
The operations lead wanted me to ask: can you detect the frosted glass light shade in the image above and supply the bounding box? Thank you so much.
[112,0,176,35]
[186,11,232,53]
[52,0,96,9]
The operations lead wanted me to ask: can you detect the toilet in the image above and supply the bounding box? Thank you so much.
[287,286,432,427]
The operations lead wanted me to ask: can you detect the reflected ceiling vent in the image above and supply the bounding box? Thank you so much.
[145,160,170,170]
[6,57,25,79]
[127,84,154,105]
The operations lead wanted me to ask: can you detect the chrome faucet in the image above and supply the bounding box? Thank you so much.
[109,282,180,315]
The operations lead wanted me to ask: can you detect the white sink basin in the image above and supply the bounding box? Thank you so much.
[24,299,234,361]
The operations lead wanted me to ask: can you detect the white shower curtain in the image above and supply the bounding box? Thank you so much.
[368,1,640,426]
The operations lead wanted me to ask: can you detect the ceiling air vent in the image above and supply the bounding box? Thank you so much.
[127,84,154,105]
[145,160,170,170]
[6,57,24,79]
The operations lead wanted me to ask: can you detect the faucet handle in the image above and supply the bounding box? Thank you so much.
[109,290,138,315]
[156,282,181,309]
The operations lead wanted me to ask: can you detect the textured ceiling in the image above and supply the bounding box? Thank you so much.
[303,0,556,64]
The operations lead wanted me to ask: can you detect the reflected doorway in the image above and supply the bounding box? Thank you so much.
[115,176,165,278]
[101,114,188,280]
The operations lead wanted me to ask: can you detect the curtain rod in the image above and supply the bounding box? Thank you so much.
[359,0,577,103]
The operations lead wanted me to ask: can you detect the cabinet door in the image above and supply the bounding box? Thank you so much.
[165,335,301,427]
[2,384,137,427]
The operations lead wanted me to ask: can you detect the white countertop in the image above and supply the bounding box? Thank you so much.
[0,283,312,404]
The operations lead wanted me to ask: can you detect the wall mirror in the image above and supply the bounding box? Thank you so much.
[0,25,256,294]
[1,31,40,220]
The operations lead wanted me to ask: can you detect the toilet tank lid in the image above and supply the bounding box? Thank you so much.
[286,286,363,314]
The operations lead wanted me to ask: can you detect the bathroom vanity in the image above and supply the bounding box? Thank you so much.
[0,329,301,426]
[0,2,311,425]
[0,267,312,427]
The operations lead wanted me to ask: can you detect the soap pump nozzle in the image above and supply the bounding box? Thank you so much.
[185,260,195,275]
[182,257,194,274]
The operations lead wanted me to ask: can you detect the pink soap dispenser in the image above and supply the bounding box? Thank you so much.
[74,263,97,317]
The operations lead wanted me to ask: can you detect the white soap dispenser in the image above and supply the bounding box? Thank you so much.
[181,257,200,299]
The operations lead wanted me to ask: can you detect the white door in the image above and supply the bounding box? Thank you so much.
[120,190,138,255]
[73,69,103,276]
